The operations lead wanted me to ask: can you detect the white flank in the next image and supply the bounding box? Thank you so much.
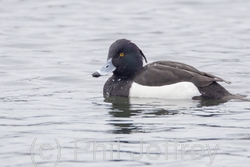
[129,82,200,99]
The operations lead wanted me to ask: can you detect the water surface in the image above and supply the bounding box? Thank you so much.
[0,0,250,167]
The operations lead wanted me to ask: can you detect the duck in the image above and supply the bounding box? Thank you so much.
[92,39,233,100]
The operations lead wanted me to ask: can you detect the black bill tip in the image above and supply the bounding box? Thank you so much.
[92,71,101,78]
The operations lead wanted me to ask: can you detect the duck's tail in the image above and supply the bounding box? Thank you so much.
[193,82,246,100]
[197,82,231,99]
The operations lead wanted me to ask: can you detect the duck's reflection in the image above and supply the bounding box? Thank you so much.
[105,97,173,115]
[105,97,170,134]
[104,96,229,134]
[197,98,229,107]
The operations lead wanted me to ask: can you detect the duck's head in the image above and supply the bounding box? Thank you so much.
[92,39,147,78]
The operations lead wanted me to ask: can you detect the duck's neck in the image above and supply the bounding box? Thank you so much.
[113,65,143,79]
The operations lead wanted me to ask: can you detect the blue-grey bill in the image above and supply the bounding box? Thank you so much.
[92,59,116,78]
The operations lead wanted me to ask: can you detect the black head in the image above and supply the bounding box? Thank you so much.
[92,39,147,78]
[108,39,147,76]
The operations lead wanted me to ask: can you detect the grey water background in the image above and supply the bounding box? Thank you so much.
[1,0,250,166]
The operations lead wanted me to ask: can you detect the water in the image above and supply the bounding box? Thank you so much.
[1,0,250,166]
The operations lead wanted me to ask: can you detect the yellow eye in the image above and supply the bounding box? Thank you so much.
[119,53,124,57]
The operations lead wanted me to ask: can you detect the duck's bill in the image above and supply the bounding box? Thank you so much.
[92,59,116,78]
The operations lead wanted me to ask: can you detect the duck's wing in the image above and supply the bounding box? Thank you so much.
[133,61,230,87]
